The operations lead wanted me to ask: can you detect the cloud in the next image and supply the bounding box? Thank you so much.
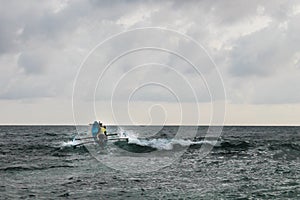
[253,72,300,104]
[0,0,300,107]
[229,13,300,77]
[18,52,45,74]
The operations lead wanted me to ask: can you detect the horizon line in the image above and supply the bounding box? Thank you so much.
[0,124,299,126]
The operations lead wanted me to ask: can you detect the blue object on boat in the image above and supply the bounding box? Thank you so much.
[91,121,100,137]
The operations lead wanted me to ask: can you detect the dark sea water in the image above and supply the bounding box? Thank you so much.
[0,126,300,199]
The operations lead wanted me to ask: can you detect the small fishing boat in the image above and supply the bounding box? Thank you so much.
[73,121,128,148]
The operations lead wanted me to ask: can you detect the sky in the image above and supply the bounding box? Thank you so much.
[1,0,300,125]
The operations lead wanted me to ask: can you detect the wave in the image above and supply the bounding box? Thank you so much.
[65,128,299,154]
[62,136,221,153]
[268,142,300,151]
[109,136,221,153]
[54,141,89,155]
[64,127,223,152]
[127,138,220,150]
[0,164,74,172]
[218,140,252,149]
[61,140,81,147]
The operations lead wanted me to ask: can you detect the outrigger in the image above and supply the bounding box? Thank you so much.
[73,121,128,148]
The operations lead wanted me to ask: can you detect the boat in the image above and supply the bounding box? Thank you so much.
[73,121,128,148]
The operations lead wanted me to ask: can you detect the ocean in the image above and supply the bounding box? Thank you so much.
[0,126,299,199]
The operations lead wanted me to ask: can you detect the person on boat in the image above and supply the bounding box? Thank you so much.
[102,126,107,136]
[97,132,106,149]
[96,122,107,148]
[98,122,106,134]
[98,121,105,132]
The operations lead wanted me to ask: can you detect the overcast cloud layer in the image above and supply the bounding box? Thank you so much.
[1,0,300,124]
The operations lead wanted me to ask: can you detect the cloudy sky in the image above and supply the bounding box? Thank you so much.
[1,0,300,125]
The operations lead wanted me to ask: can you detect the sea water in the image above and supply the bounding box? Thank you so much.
[0,126,299,199]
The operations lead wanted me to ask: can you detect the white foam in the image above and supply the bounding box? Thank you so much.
[61,140,79,147]
[117,128,220,150]
[127,138,219,150]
